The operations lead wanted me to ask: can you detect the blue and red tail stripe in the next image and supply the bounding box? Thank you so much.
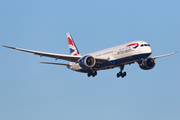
[67,37,75,47]
[67,33,80,56]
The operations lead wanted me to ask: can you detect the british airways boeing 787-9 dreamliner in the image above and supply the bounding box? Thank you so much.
[3,33,177,78]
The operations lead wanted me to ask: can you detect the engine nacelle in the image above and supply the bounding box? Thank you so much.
[79,55,96,68]
[139,57,156,70]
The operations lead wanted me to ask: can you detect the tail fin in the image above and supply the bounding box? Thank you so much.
[66,33,80,56]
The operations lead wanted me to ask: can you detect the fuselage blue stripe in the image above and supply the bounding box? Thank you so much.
[76,53,151,73]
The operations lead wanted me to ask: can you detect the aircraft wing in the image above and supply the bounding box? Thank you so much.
[2,45,109,64]
[152,51,178,59]
[2,45,81,62]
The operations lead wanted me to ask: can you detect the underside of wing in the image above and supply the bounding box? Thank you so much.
[2,45,81,62]
[95,58,109,64]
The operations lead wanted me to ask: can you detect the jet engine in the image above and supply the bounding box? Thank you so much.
[139,57,156,70]
[79,55,96,68]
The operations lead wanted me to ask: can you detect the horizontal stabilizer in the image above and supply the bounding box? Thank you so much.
[39,62,70,66]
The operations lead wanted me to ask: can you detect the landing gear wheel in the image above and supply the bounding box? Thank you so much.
[123,72,126,76]
[121,72,127,78]
[117,73,119,78]
[117,73,120,78]
[117,65,127,78]
[94,71,97,76]
[92,71,97,77]
[87,71,97,77]
[117,72,122,78]
[87,73,91,77]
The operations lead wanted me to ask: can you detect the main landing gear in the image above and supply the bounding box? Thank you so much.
[87,70,97,77]
[117,65,127,78]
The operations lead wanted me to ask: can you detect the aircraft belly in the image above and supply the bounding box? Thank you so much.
[99,53,151,68]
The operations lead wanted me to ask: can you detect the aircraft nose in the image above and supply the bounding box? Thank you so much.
[146,47,152,54]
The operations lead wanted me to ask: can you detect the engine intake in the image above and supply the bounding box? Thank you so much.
[79,55,96,68]
[139,57,156,70]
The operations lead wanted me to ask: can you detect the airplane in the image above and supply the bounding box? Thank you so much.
[2,33,177,78]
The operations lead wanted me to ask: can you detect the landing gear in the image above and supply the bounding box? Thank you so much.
[117,72,126,78]
[117,65,127,78]
[87,71,97,77]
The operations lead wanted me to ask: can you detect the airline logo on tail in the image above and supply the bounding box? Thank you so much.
[127,43,139,49]
[67,33,80,56]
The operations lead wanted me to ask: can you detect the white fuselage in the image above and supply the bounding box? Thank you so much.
[68,41,152,73]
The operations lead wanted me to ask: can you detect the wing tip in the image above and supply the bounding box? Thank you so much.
[2,45,7,47]
[2,45,16,49]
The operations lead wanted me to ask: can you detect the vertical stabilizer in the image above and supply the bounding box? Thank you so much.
[66,33,80,56]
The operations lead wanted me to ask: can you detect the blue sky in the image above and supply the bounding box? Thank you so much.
[0,0,180,120]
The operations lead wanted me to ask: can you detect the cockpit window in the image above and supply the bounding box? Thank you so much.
[141,44,150,47]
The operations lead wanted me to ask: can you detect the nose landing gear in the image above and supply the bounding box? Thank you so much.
[87,70,97,77]
[117,65,127,78]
